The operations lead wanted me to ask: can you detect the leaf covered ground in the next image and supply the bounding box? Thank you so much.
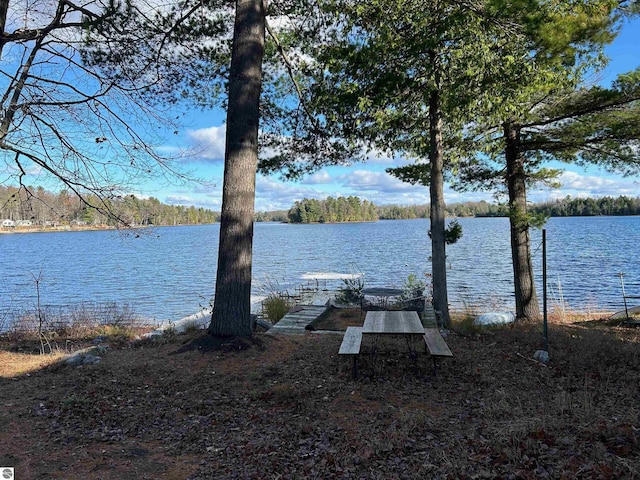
[1,315,640,479]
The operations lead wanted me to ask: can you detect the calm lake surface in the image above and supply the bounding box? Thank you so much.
[1,216,638,326]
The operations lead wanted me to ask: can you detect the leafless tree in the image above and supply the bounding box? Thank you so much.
[1,0,187,223]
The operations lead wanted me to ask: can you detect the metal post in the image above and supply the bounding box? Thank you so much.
[542,229,548,352]
[619,272,630,320]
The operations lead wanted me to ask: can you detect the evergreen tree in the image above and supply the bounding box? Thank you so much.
[387,0,637,320]
[288,0,517,327]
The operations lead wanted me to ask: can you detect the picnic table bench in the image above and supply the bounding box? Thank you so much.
[338,326,363,377]
[338,310,453,377]
[423,327,453,374]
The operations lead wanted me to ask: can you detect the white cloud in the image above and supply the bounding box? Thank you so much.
[301,170,333,185]
[165,193,222,209]
[529,170,640,201]
[341,170,417,193]
[157,163,637,214]
[186,125,226,161]
[164,195,197,205]
[255,175,328,211]
[194,197,222,209]
[559,171,617,190]
[362,148,398,165]
[443,188,496,204]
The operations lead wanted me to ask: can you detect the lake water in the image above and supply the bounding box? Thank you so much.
[1,216,638,327]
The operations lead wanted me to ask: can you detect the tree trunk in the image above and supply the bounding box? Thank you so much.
[208,0,266,337]
[504,120,541,321]
[0,0,9,55]
[429,89,450,328]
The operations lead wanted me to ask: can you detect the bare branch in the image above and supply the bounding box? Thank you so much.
[1,0,196,226]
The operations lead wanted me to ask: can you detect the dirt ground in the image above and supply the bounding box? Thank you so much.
[1,311,640,479]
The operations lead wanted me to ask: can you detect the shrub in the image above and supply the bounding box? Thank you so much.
[399,273,430,301]
[262,295,293,323]
[335,276,364,305]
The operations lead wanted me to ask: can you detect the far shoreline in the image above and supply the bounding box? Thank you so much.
[2,214,638,235]
[0,225,117,235]
[0,223,220,235]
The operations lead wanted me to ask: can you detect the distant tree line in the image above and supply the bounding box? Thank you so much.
[256,195,640,224]
[0,186,218,227]
[287,196,377,223]
[532,196,640,217]
[386,196,640,219]
[254,210,289,222]
[9,185,634,228]
[376,204,428,219]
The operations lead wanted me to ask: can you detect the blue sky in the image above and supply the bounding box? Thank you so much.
[139,17,640,213]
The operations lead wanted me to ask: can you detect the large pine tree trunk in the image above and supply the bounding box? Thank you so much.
[504,120,541,321]
[208,0,266,337]
[429,89,450,328]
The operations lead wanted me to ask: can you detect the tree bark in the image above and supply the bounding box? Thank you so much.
[208,0,266,336]
[504,120,541,321]
[0,0,11,55]
[429,89,450,328]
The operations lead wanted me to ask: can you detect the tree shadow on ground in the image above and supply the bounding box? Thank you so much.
[170,333,266,355]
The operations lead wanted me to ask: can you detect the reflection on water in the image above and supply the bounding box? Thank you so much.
[1,216,638,325]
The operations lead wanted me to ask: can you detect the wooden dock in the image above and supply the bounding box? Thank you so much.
[268,305,329,334]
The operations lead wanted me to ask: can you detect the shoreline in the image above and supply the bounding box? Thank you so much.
[3,214,639,235]
[0,225,117,234]
[0,223,219,235]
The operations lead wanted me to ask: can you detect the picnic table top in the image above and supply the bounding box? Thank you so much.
[362,310,424,334]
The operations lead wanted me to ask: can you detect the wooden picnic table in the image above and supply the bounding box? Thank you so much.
[362,310,425,361]
[362,310,424,335]
[339,309,453,378]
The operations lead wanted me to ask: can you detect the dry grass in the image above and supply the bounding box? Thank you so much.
[2,302,152,355]
[0,350,66,377]
[546,303,615,324]
[262,295,295,324]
